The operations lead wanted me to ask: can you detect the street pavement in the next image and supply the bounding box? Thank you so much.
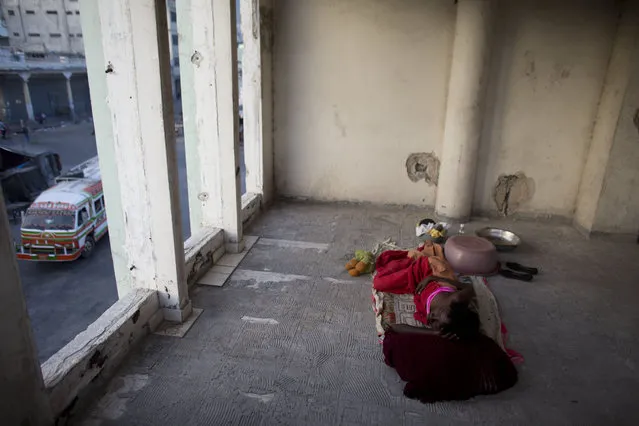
[5,122,245,361]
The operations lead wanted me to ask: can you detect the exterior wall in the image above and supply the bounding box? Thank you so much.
[64,0,84,54]
[272,0,621,218]
[70,73,91,116]
[593,46,639,235]
[0,74,27,120]
[0,0,80,54]
[473,0,617,219]
[273,0,456,205]
[0,73,91,121]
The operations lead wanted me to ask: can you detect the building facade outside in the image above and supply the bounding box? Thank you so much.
[0,0,181,124]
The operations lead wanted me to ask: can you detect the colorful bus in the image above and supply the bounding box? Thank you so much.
[15,156,107,261]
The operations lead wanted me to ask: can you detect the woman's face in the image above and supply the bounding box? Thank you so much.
[427,305,451,331]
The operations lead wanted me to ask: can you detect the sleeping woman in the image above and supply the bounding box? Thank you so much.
[373,242,480,340]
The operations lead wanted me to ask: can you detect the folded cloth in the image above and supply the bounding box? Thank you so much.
[383,327,518,403]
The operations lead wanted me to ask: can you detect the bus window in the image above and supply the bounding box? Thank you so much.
[94,197,104,214]
[78,207,89,227]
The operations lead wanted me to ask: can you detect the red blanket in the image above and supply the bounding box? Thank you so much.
[373,249,432,293]
[383,328,518,402]
[373,250,436,324]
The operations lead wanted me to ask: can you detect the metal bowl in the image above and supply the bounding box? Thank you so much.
[475,227,521,252]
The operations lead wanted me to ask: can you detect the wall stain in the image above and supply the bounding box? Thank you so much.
[524,51,537,92]
[549,63,572,87]
[493,172,535,216]
[333,106,346,137]
[405,152,440,186]
[260,6,274,53]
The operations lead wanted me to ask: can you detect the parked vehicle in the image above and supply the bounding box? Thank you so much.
[1,145,62,221]
[15,156,107,262]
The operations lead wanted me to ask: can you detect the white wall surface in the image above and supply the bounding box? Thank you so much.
[272,0,623,218]
[273,0,455,205]
[473,0,617,218]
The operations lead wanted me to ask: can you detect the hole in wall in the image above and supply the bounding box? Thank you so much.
[493,172,535,216]
[405,152,440,186]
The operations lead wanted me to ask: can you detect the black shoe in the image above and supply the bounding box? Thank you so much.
[499,268,533,282]
[505,262,539,275]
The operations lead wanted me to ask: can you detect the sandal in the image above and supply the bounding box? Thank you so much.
[499,268,533,282]
[505,262,539,275]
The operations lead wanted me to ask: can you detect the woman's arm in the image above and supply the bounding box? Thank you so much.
[389,324,459,340]
[388,324,439,335]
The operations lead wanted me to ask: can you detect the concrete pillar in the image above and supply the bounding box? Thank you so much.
[435,0,493,221]
[80,0,132,296]
[574,3,639,234]
[81,0,191,322]
[241,0,274,205]
[63,71,77,122]
[0,192,53,426]
[19,72,35,121]
[177,0,244,252]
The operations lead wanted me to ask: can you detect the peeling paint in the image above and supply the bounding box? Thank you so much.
[323,277,359,284]
[241,316,279,325]
[232,269,310,289]
[243,392,275,403]
[250,0,259,40]
[493,172,535,216]
[257,238,329,251]
[405,152,440,185]
[88,350,108,370]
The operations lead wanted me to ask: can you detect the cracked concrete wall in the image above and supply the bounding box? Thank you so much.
[273,0,455,205]
[473,0,618,219]
[593,43,639,235]
[272,0,619,213]
[493,172,535,217]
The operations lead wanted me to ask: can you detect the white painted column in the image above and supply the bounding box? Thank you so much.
[80,0,191,322]
[435,0,493,221]
[574,4,638,234]
[178,0,244,252]
[80,0,132,297]
[241,0,274,205]
[19,72,35,121]
[63,71,76,122]
[0,193,53,426]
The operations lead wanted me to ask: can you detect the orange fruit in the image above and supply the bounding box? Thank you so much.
[355,261,368,273]
[345,259,358,270]
[348,268,360,277]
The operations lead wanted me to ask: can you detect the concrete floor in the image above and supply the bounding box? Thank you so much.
[78,201,639,425]
[4,122,246,361]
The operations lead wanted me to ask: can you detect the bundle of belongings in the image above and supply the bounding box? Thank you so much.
[371,241,521,403]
